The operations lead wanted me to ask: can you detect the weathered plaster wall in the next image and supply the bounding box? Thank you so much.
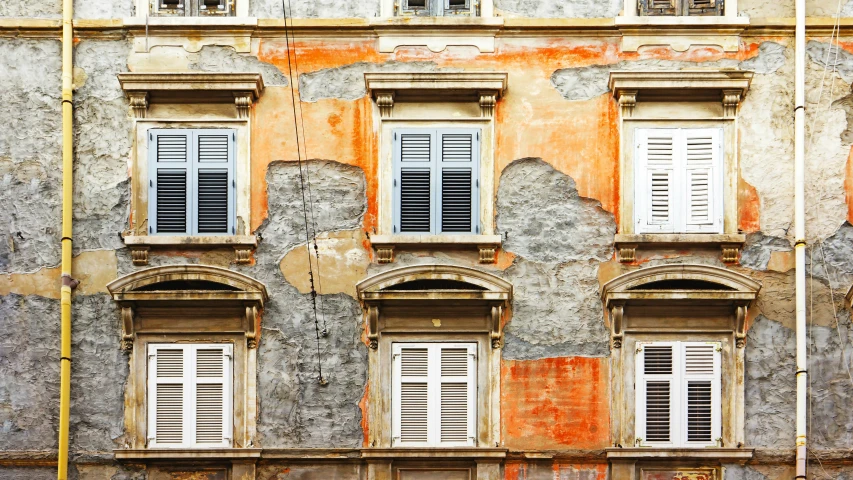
[250,0,380,19]
[494,0,621,18]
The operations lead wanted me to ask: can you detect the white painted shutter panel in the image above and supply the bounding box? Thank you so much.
[683,128,723,233]
[193,130,236,235]
[394,345,430,445]
[149,130,192,234]
[148,345,187,446]
[636,129,676,233]
[394,130,435,233]
[637,343,675,445]
[682,342,721,446]
[439,344,476,445]
[437,129,479,234]
[193,345,232,447]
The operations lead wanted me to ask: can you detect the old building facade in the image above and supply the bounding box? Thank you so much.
[2,0,853,478]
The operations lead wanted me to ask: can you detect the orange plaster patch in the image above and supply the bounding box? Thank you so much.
[738,177,761,233]
[501,357,609,450]
[846,146,853,224]
[359,384,370,447]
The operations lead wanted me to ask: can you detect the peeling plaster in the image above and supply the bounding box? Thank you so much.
[280,229,369,298]
[298,61,461,102]
[189,45,289,86]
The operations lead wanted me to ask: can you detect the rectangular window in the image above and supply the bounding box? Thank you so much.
[398,0,475,16]
[154,0,234,16]
[634,127,723,234]
[392,343,476,447]
[639,0,723,16]
[636,341,721,447]
[147,344,233,448]
[148,129,236,236]
[393,128,480,235]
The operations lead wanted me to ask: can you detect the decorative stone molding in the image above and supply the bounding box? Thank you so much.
[609,303,624,349]
[371,17,502,53]
[123,235,258,266]
[370,234,501,264]
[617,89,637,118]
[357,264,512,349]
[614,16,749,53]
[722,88,742,118]
[614,233,746,264]
[365,72,507,118]
[117,72,264,118]
[609,70,752,113]
[847,285,853,309]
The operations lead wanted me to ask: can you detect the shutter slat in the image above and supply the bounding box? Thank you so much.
[401,134,431,162]
[441,169,472,232]
[401,348,429,377]
[441,348,468,377]
[645,381,671,442]
[685,131,718,229]
[195,383,224,443]
[156,170,188,233]
[400,170,431,232]
[400,383,428,442]
[157,135,188,162]
[685,344,715,375]
[156,349,183,377]
[440,383,468,442]
[196,170,228,233]
[197,135,229,163]
[644,346,673,374]
[156,384,184,443]
[641,132,675,229]
[687,381,713,441]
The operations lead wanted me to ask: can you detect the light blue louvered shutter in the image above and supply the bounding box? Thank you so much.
[393,129,436,234]
[437,129,479,234]
[149,130,193,235]
[192,130,236,235]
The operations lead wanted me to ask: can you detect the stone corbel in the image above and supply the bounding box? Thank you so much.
[234,92,253,119]
[618,90,637,118]
[367,305,379,349]
[130,246,150,266]
[375,246,395,264]
[721,243,740,264]
[479,245,497,264]
[479,92,497,118]
[490,305,503,348]
[244,305,259,349]
[722,89,742,118]
[128,92,149,119]
[375,91,395,118]
[735,304,747,348]
[234,246,252,265]
[121,306,135,351]
[618,244,637,263]
[610,303,625,349]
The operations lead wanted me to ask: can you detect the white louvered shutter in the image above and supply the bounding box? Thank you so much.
[683,128,723,233]
[149,130,193,234]
[637,343,675,446]
[681,342,721,446]
[394,130,435,233]
[393,343,476,447]
[437,129,480,234]
[636,129,676,233]
[149,345,187,447]
[148,344,232,449]
[193,130,236,235]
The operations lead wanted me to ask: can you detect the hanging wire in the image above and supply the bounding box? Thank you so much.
[280,0,327,385]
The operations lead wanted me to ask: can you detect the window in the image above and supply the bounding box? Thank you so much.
[639,0,723,16]
[393,128,481,235]
[148,129,236,236]
[635,128,723,234]
[153,0,234,16]
[398,0,477,16]
[636,341,721,448]
[147,344,233,448]
[392,343,477,447]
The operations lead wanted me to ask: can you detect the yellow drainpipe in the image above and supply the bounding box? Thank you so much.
[58,0,75,475]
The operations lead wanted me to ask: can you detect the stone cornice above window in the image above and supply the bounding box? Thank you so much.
[609,69,753,118]
[117,72,264,119]
[615,14,748,52]
[364,71,507,118]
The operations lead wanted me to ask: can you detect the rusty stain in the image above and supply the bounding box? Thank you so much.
[739,177,761,233]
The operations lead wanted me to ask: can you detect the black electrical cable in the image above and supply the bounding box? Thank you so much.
[280,0,326,385]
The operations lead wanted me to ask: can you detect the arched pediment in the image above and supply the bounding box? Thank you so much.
[357,264,512,297]
[108,265,268,300]
[601,263,760,299]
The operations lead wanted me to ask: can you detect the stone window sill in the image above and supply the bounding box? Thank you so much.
[114,448,262,461]
[123,235,258,266]
[361,447,507,460]
[369,234,502,264]
[614,233,745,263]
[605,447,753,463]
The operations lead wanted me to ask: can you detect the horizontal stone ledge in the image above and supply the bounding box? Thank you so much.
[115,448,262,461]
[123,234,258,247]
[606,447,754,463]
[361,447,508,459]
[614,233,746,246]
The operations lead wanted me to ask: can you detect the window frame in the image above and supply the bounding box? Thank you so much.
[144,0,243,17]
[623,0,737,17]
[147,343,234,449]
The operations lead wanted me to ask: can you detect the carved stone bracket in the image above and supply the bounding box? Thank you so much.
[617,90,638,118]
[478,245,497,264]
[130,246,150,266]
[610,303,625,349]
[367,305,379,349]
[479,93,497,118]
[735,304,747,348]
[244,305,259,349]
[375,246,395,264]
[618,244,637,263]
[234,92,253,119]
[375,91,395,118]
[722,89,742,118]
[490,305,503,348]
[234,246,253,265]
[121,306,135,351]
[128,92,149,119]
[721,243,740,264]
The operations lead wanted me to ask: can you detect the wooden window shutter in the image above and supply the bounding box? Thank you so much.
[437,129,480,234]
[637,343,675,445]
[149,130,192,234]
[439,344,476,445]
[399,0,431,16]
[193,346,232,446]
[683,128,723,233]
[687,0,724,16]
[442,0,472,15]
[148,345,187,446]
[636,129,677,233]
[394,130,435,233]
[681,342,721,446]
[393,345,430,445]
[639,0,676,16]
[193,130,236,235]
